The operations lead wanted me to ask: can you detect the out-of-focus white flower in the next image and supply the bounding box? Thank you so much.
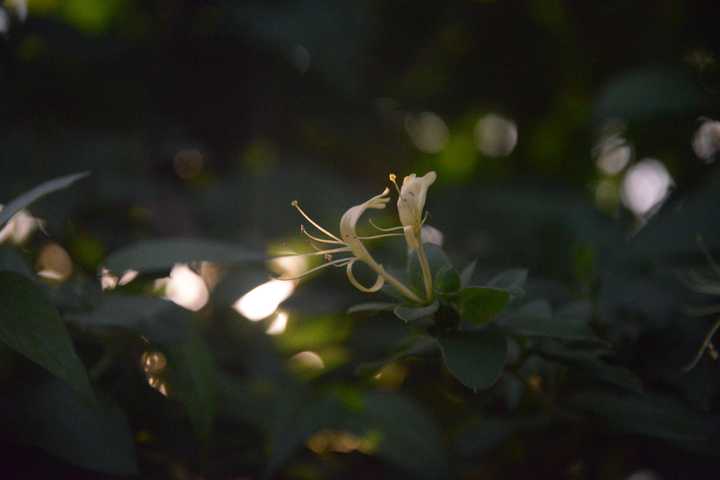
[421,225,444,247]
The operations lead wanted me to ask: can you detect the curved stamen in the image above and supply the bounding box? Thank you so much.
[388,173,401,195]
[275,257,355,281]
[274,247,351,260]
[345,259,385,293]
[301,224,344,245]
[356,233,406,240]
[292,201,342,242]
[369,218,406,232]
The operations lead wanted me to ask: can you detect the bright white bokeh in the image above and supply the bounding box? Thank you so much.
[266,310,288,335]
[100,267,139,291]
[692,119,720,162]
[269,254,308,278]
[233,279,295,321]
[164,264,209,311]
[0,207,39,245]
[474,114,518,157]
[405,112,449,154]
[621,159,673,216]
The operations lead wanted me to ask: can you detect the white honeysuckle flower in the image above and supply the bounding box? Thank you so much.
[392,171,437,251]
[279,188,423,304]
[389,171,437,301]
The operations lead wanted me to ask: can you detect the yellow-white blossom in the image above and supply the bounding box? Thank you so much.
[280,188,423,304]
[393,172,437,251]
[390,171,437,300]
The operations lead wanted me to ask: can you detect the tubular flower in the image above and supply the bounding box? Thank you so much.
[392,172,437,250]
[390,171,437,301]
[279,189,423,304]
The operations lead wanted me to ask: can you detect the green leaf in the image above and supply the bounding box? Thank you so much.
[0,172,89,228]
[501,300,601,342]
[355,335,438,376]
[536,341,643,392]
[569,389,718,450]
[104,238,262,273]
[266,390,348,477]
[394,300,439,323]
[459,286,511,325]
[67,295,193,344]
[346,302,397,315]
[164,334,217,440]
[0,271,94,401]
[453,416,550,457]
[12,379,137,475]
[362,392,449,479]
[434,264,461,294]
[486,268,527,296]
[438,330,507,390]
[459,259,477,287]
[266,390,449,480]
[0,246,34,278]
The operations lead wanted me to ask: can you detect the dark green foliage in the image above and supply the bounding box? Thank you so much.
[0,271,94,401]
[438,330,508,391]
[0,172,89,229]
[104,238,263,274]
[458,287,511,326]
[8,379,137,475]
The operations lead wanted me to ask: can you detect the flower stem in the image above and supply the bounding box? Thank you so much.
[417,242,433,301]
[377,265,424,304]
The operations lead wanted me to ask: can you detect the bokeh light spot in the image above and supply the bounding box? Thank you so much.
[595,134,631,175]
[405,112,449,153]
[621,159,673,216]
[233,279,295,321]
[0,207,39,245]
[164,264,209,311]
[290,350,325,370]
[140,351,167,375]
[474,114,518,157]
[692,119,720,163]
[266,310,288,335]
[36,243,73,282]
[173,148,205,180]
